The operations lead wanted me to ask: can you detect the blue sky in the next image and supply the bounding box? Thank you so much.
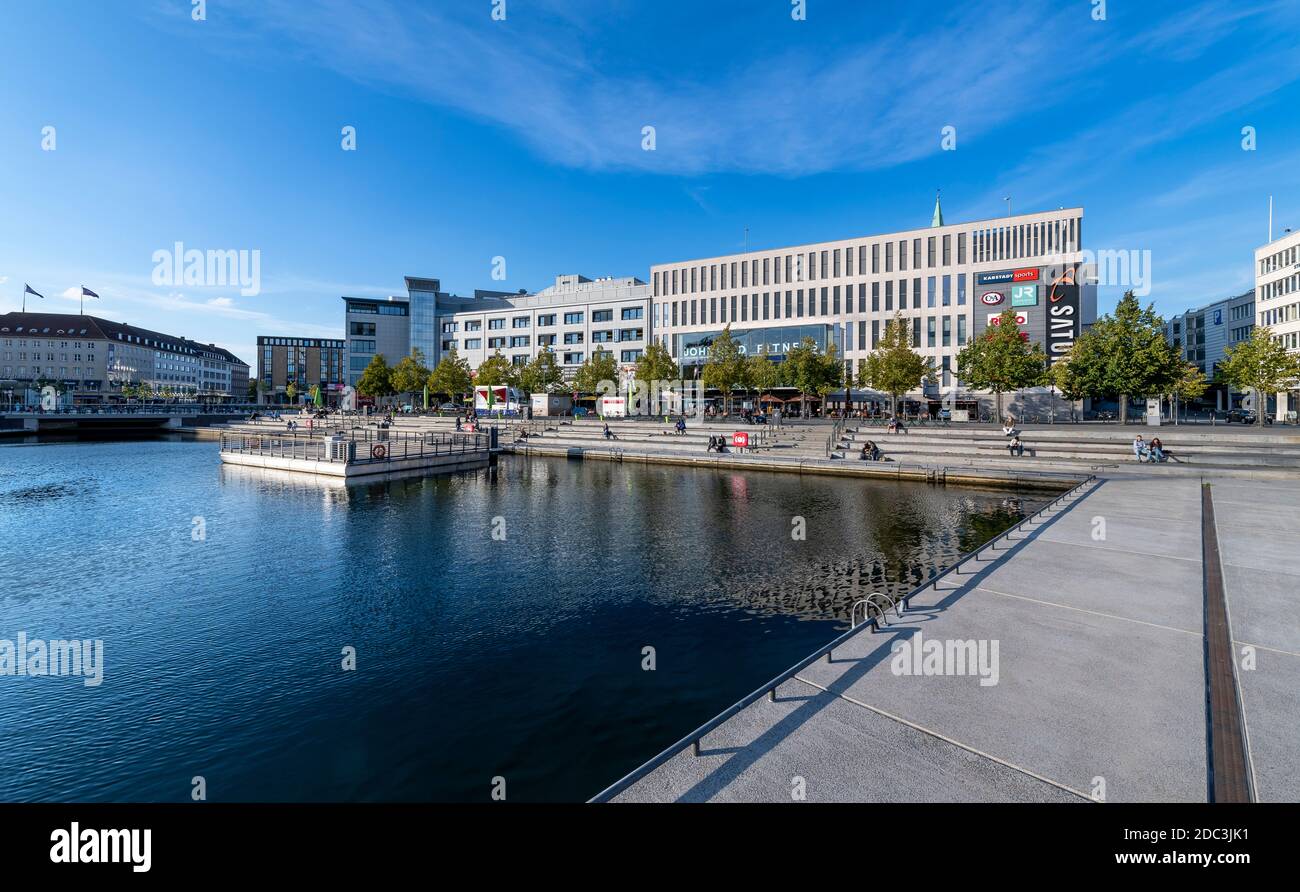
[2,0,1299,367]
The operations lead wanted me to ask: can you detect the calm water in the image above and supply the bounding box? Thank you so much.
[0,438,1045,802]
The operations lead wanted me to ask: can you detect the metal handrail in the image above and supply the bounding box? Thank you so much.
[588,471,1098,801]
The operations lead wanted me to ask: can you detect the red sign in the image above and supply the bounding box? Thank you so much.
[732,431,750,448]
[1012,268,1040,282]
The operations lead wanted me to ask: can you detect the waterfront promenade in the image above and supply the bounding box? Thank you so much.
[597,474,1300,803]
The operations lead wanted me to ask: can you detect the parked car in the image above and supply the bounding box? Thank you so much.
[1225,409,1257,424]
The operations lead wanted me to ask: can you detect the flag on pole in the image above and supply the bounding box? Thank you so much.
[24,284,44,299]
[81,286,99,299]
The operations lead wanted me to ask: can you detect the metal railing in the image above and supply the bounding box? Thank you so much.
[219,429,489,464]
[588,472,1098,801]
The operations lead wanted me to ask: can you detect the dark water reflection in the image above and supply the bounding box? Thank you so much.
[0,439,1047,802]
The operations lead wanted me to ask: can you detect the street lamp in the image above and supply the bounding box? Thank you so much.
[1004,196,1012,217]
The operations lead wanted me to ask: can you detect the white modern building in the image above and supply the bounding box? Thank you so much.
[436,275,650,381]
[649,201,1096,415]
[344,274,651,387]
[1255,228,1300,421]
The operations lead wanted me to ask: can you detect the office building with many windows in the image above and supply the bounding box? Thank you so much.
[1165,289,1255,411]
[256,336,347,403]
[343,274,650,386]
[436,275,650,379]
[649,202,1095,413]
[1255,228,1300,421]
[0,311,248,405]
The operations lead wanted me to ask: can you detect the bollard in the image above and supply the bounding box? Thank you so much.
[692,739,700,757]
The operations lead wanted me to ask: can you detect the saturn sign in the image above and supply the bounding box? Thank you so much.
[980,291,1005,305]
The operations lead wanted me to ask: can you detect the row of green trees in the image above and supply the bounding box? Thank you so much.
[929,293,1298,425]
[698,327,844,417]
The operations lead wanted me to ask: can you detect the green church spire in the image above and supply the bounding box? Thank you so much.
[931,190,944,228]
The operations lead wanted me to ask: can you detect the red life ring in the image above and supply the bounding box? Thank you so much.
[371,443,387,459]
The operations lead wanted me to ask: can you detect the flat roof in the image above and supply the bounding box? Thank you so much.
[652,206,1085,269]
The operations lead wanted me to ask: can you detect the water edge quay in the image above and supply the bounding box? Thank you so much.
[189,413,1300,802]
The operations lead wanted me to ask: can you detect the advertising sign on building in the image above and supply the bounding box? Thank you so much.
[675,324,834,366]
[980,291,1005,306]
[976,268,1041,286]
[1045,263,1082,366]
[1011,284,1039,307]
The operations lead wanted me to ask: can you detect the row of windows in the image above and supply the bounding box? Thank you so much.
[1261,302,1299,327]
[347,302,409,316]
[653,219,1080,298]
[1259,271,1299,303]
[439,306,645,333]
[1259,241,1300,275]
[657,278,972,329]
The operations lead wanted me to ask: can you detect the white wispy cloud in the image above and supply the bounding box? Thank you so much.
[181,0,1126,177]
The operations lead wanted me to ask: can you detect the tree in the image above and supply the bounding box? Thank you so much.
[475,350,518,389]
[246,380,258,402]
[573,349,618,396]
[356,354,395,401]
[783,336,842,418]
[1218,326,1300,425]
[956,309,1048,421]
[858,314,935,419]
[1068,291,1182,424]
[517,346,566,395]
[284,383,298,404]
[746,346,780,405]
[390,348,431,402]
[700,326,748,415]
[428,348,473,402]
[635,340,679,385]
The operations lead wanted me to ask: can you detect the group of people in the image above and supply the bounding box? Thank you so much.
[859,440,881,461]
[1132,435,1169,463]
[603,423,619,440]
[706,435,728,453]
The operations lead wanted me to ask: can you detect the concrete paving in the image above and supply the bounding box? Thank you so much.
[604,475,1300,803]
[1210,480,1300,803]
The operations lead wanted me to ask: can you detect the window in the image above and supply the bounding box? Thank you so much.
[618,328,643,342]
[465,320,482,331]
[510,336,530,348]
[872,282,880,312]
[593,309,613,323]
[536,315,555,327]
[592,330,613,343]
[350,322,376,336]
[564,332,584,344]
[563,352,583,365]
[537,334,555,347]
[464,338,482,350]
[441,322,458,333]
[621,306,643,320]
[621,349,642,363]
[564,312,584,325]
[488,318,505,330]
[350,339,376,354]
[488,337,506,349]
[513,317,530,328]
